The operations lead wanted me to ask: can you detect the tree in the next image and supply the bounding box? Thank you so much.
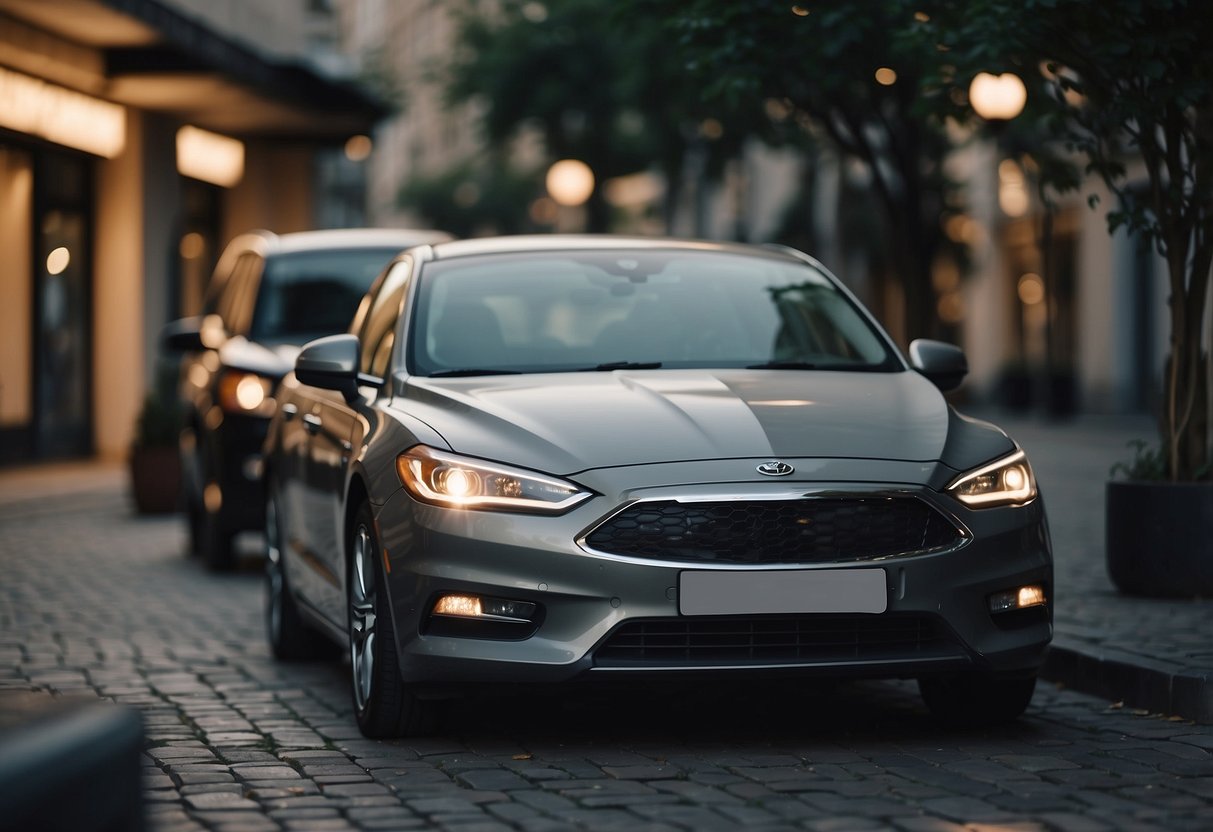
[445,0,764,233]
[667,0,971,342]
[398,157,545,238]
[955,0,1212,481]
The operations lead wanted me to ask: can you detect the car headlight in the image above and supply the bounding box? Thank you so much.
[217,371,275,417]
[947,449,1037,508]
[397,446,592,514]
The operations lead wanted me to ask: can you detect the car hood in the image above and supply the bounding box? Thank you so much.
[399,369,978,475]
[218,337,302,379]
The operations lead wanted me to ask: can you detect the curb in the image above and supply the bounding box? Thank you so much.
[1042,639,1213,724]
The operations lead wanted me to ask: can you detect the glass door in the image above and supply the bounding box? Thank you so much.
[34,151,91,458]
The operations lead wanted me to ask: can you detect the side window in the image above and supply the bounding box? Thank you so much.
[358,258,413,377]
[214,253,262,335]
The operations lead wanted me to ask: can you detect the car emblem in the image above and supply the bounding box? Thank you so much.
[757,461,794,476]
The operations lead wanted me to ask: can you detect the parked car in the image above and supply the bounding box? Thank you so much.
[262,235,1052,736]
[163,228,451,569]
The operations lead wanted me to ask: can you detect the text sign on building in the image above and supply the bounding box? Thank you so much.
[0,67,125,158]
[176,125,245,188]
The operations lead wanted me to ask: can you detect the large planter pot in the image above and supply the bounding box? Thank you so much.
[129,445,181,515]
[1106,480,1213,597]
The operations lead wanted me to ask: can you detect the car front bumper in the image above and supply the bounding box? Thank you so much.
[374,459,1053,688]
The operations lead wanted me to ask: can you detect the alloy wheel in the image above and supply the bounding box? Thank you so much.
[349,523,377,712]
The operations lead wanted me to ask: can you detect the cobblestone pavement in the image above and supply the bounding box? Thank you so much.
[985,412,1213,721]
[2,447,1213,831]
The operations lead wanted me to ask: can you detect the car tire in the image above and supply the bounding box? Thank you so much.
[348,502,438,738]
[265,489,332,661]
[918,672,1037,728]
[181,429,202,559]
[199,506,235,571]
[185,495,203,559]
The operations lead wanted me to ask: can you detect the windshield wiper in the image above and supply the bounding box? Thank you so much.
[427,368,522,378]
[746,360,820,370]
[585,361,664,371]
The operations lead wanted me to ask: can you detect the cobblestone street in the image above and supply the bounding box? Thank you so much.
[2,464,1213,832]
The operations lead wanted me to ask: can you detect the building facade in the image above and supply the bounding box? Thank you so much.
[0,0,384,464]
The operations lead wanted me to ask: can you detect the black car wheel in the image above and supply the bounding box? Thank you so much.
[348,502,437,738]
[180,428,202,559]
[185,432,234,570]
[918,672,1037,728]
[198,503,235,571]
[265,488,331,660]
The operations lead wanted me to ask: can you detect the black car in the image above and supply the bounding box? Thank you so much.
[163,228,450,569]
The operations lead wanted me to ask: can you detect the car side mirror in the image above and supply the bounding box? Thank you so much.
[296,334,362,402]
[909,339,968,392]
[162,314,225,352]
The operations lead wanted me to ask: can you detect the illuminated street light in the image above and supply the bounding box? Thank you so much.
[344,135,372,162]
[546,159,594,206]
[968,72,1027,122]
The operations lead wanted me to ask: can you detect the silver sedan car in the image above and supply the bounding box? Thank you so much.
[262,236,1052,737]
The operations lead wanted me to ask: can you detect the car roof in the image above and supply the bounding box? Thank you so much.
[262,228,453,255]
[427,234,806,264]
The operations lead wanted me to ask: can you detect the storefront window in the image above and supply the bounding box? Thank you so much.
[0,144,34,463]
[178,179,221,317]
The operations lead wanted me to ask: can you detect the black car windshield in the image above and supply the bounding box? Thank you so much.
[409,250,899,376]
[249,248,401,344]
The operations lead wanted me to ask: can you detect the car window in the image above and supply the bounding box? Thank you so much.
[207,252,261,334]
[248,247,401,345]
[227,254,264,336]
[357,257,413,377]
[408,250,897,376]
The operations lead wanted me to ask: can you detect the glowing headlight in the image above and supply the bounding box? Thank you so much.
[947,449,1037,508]
[217,371,275,416]
[397,445,592,514]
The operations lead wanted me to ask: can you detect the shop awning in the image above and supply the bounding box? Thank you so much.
[0,0,388,142]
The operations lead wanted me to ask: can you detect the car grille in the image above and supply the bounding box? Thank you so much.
[582,497,961,564]
[594,614,963,668]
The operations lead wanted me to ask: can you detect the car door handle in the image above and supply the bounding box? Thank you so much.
[281,403,298,420]
[302,413,322,435]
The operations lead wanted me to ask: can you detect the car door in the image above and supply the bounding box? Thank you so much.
[273,371,330,609]
[301,257,415,627]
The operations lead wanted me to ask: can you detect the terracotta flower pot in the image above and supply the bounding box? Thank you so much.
[129,445,181,515]
[1106,480,1213,597]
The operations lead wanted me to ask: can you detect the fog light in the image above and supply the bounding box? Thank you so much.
[988,583,1047,613]
[432,594,537,622]
[433,594,482,617]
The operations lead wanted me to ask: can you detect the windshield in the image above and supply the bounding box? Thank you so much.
[249,247,401,344]
[409,250,899,376]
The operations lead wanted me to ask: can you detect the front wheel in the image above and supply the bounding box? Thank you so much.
[195,496,235,571]
[348,503,437,738]
[918,672,1037,728]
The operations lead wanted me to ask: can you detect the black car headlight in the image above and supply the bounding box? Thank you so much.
[947,449,1037,508]
[397,445,592,514]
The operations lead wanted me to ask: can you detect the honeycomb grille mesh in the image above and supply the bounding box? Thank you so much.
[583,497,960,564]
[594,615,962,667]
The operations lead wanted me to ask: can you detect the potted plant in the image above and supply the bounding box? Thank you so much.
[129,378,182,515]
[959,0,1213,596]
[1107,441,1213,596]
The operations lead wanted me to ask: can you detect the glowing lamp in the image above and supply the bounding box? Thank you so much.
[969,72,1027,122]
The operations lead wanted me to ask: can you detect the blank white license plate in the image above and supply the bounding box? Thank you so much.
[679,568,888,616]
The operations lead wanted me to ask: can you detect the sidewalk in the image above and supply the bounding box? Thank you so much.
[1,411,1209,723]
[981,409,1213,724]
